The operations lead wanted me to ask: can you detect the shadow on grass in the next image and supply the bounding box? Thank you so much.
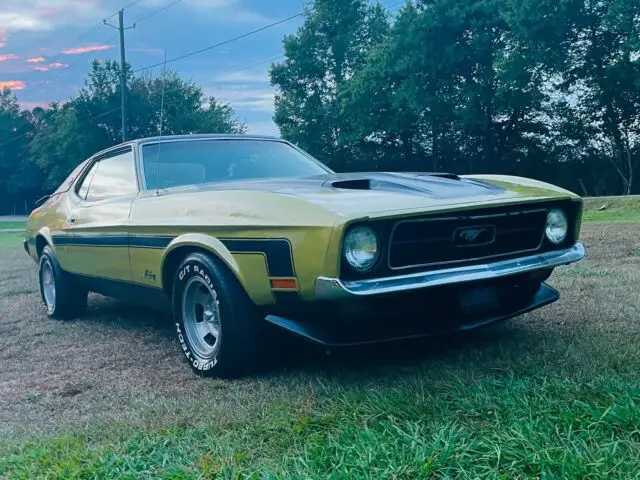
[78,294,173,332]
[70,292,604,387]
[74,292,529,379]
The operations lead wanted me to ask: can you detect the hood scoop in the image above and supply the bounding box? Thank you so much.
[313,171,504,199]
[327,173,465,196]
[330,178,426,194]
[330,178,373,190]
[414,172,461,180]
[329,173,461,190]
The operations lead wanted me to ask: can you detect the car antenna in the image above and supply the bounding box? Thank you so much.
[154,47,167,196]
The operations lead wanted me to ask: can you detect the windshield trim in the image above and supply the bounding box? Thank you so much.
[137,137,333,191]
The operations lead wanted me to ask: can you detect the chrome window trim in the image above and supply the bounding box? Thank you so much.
[81,146,138,203]
[316,242,585,300]
[70,145,139,203]
[387,207,548,270]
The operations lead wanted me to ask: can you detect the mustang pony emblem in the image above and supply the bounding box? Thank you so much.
[453,226,496,246]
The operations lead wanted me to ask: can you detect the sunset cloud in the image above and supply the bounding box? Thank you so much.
[0,1,109,33]
[27,56,45,63]
[33,62,69,72]
[0,54,19,62]
[0,29,7,48]
[0,80,26,90]
[63,45,113,55]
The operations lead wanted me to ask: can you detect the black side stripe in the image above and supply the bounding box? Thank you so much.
[221,239,295,277]
[51,235,295,278]
[52,235,129,247]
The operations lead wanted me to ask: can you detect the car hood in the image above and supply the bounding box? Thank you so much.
[150,172,578,219]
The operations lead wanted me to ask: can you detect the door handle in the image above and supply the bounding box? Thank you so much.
[68,216,77,224]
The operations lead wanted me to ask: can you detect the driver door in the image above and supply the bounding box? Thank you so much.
[61,146,139,282]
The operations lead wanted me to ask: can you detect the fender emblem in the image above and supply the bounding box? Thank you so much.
[144,270,157,281]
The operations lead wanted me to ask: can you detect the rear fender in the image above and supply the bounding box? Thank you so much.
[33,227,55,260]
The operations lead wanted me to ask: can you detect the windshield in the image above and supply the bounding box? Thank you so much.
[141,139,331,190]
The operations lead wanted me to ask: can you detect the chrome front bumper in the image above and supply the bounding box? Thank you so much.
[315,242,585,300]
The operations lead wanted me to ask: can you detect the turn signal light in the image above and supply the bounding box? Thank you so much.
[270,278,297,289]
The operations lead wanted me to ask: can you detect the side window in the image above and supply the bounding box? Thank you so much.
[53,159,90,195]
[76,161,99,200]
[86,149,138,201]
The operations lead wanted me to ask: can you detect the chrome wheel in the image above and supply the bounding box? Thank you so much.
[41,259,56,310]
[181,276,222,359]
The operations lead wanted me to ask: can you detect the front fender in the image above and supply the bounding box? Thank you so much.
[160,233,274,305]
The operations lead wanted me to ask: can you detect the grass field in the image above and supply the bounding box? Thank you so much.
[0,198,639,478]
[0,221,26,230]
[582,195,640,223]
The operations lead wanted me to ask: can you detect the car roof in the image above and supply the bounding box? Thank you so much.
[135,133,282,145]
[92,134,284,159]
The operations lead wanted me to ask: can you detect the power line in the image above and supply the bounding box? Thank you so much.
[206,1,407,81]
[20,0,143,86]
[5,1,407,149]
[132,0,185,25]
[214,52,284,78]
[134,11,304,73]
[121,0,146,10]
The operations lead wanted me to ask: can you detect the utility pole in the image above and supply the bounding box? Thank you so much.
[105,11,134,142]
[118,9,127,142]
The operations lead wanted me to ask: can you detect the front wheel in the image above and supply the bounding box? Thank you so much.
[171,252,264,377]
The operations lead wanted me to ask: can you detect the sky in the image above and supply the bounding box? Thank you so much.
[0,0,309,136]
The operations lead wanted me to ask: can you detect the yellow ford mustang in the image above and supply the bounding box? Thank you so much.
[24,134,585,377]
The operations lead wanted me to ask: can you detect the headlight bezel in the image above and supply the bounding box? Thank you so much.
[545,208,569,245]
[342,225,380,272]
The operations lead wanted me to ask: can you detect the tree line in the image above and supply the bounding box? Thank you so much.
[272,0,640,197]
[0,0,638,214]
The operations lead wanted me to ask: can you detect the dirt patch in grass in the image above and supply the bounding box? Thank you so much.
[1,225,640,477]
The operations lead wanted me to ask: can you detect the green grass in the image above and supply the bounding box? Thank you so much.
[0,222,26,247]
[582,195,640,224]
[0,201,639,478]
[0,231,24,247]
[0,220,26,230]
[2,371,640,478]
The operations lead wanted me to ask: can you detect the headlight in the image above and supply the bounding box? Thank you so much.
[545,209,568,244]
[343,226,379,272]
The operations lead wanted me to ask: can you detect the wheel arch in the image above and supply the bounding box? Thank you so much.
[160,233,245,296]
[35,227,55,258]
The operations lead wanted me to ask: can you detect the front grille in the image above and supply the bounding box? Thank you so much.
[389,206,548,270]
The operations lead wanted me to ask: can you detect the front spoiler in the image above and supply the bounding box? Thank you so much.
[315,242,584,300]
[266,282,559,347]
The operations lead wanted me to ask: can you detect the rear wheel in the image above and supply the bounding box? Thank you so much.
[38,246,87,320]
[171,252,264,377]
